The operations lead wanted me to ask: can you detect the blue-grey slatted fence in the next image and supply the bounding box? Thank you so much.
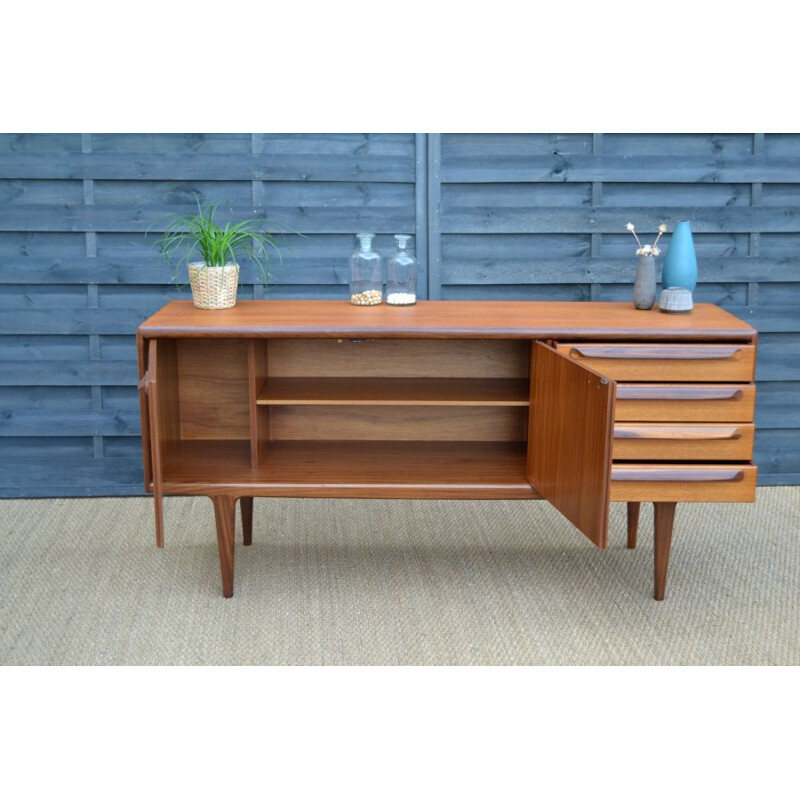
[0,133,797,495]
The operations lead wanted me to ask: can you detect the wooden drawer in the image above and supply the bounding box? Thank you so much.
[613,423,754,461]
[615,383,755,422]
[610,463,757,502]
[555,343,755,382]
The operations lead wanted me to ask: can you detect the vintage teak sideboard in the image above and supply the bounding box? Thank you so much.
[137,301,758,600]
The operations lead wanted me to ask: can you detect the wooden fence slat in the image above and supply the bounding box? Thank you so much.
[0,253,421,284]
[754,383,800,427]
[0,308,152,335]
[0,360,137,385]
[0,153,415,182]
[0,457,144,495]
[0,409,141,436]
[427,135,442,299]
[87,179,414,206]
[441,133,594,154]
[443,133,755,158]
[754,429,800,474]
[440,207,800,234]
[758,473,800,485]
[0,133,83,152]
[440,257,800,285]
[414,133,429,299]
[91,132,413,156]
[725,306,800,333]
[440,154,800,183]
[0,204,415,233]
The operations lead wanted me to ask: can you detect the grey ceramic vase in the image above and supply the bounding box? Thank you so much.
[633,254,657,310]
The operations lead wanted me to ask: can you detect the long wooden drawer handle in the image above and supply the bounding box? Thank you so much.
[616,386,744,401]
[614,426,742,440]
[569,345,741,360]
[612,468,745,482]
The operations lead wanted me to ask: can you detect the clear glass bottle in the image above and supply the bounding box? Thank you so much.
[349,233,383,305]
[386,234,417,305]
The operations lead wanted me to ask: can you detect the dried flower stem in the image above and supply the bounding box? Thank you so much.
[627,221,667,254]
[652,223,668,250]
[626,222,643,248]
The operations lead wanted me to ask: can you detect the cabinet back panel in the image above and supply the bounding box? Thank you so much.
[269,405,528,442]
[177,339,250,440]
[267,339,530,379]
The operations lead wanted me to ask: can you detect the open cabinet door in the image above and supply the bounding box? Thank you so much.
[141,338,180,547]
[136,334,153,493]
[528,342,616,548]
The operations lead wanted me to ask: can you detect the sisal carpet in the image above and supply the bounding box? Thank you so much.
[1,489,798,665]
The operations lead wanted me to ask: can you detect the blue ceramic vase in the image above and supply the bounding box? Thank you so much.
[662,221,697,292]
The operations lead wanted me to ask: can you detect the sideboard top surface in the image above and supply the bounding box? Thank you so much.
[138,300,756,341]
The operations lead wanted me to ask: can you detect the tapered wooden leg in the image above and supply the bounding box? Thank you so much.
[154,490,165,548]
[627,502,640,549]
[240,496,253,546]
[653,502,677,601]
[212,495,237,598]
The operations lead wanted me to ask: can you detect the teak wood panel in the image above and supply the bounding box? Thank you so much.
[248,340,269,469]
[555,343,756,382]
[612,423,755,461]
[137,334,152,492]
[160,440,537,500]
[614,384,756,422]
[138,300,757,342]
[266,338,530,379]
[528,342,615,548]
[146,338,181,547]
[267,405,528,442]
[176,339,250,440]
[610,464,758,502]
[256,377,530,407]
[150,339,180,466]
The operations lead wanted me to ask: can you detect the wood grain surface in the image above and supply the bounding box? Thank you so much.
[612,423,754,461]
[528,342,615,548]
[256,377,530,406]
[615,384,756,422]
[176,339,249,440]
[138,300,757,341]
[159,439,537,500]
[653,502,677,601]
[247,340,269,469]
[266,339,530,379]
[211,495,236,598]
[610,464,757,502]
[267,405,527,442]
[148,338,180,548]
[556,343,756,382]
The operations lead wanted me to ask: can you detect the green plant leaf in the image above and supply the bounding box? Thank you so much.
[150,193,297,287]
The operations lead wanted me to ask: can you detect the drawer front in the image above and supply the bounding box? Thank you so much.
[555,343,755,382]
[613,423,754,461]
[615,383,755,422]
[610,464,757,502]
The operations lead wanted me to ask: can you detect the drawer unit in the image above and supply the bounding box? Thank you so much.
[555,343,756,382]
[610,463,757,503]
[615,384,756,422]
[612,423,755,461]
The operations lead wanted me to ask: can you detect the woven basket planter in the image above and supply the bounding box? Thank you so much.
[188,262,240,310]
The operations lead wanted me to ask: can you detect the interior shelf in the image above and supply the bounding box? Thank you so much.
[161,439,535,498]
[256,377,530,407]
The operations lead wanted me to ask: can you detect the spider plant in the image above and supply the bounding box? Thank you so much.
[155,197,286,286]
